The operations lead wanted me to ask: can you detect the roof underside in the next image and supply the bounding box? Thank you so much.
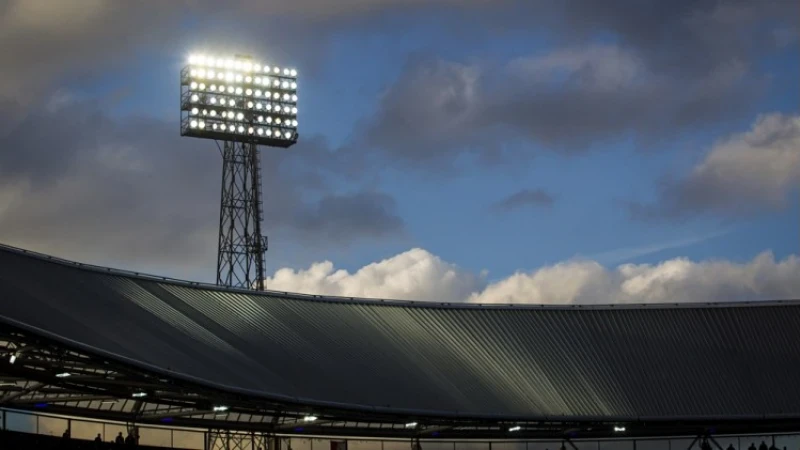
[0,245,799,425]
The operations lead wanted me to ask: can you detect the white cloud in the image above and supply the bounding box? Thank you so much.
[266,248,800,304]
[267,248,485,302]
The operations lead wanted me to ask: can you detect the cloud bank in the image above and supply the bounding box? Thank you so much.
[266,248,800,304]
[632,113,800,219]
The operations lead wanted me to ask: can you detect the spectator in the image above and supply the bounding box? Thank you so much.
[125,431,136,446]
[749,444,757,450]
[759,442,768,450]
[115,432,125,445]
[727,444,736,450]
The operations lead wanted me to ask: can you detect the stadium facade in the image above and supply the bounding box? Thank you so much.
[0,243,799,445]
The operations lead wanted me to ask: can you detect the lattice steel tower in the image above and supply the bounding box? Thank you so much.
[216,140,268,289]
[180,54,299,290]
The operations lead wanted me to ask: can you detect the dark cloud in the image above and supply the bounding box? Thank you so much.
[629,113,800,221]
[292,191,404,242]
[491,189,554,213]
[0,98,403,274]
[356,0,796,167]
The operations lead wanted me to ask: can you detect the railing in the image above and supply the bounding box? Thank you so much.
[3,408,800,450]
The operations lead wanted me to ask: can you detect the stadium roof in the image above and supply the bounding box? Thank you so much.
[1,243,799,438]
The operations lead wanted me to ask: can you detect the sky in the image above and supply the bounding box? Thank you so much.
[0,0,798,304]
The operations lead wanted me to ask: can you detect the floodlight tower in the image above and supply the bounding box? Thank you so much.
[180,54,299,289]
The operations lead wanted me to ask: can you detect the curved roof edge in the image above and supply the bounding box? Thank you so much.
[2,314,797,425]
[0,242,796,311]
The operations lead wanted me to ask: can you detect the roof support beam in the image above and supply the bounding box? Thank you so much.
[0,381,45,404]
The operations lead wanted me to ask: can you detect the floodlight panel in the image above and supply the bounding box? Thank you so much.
[180,54,298,148]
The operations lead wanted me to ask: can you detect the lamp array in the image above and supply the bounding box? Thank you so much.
[182,54,297,143]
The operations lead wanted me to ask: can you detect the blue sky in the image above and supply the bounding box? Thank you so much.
[0,0,797,303]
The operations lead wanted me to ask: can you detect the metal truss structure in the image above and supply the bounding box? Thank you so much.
[216,140,268,290]
[207,429,274,450]
[2,322,800,441]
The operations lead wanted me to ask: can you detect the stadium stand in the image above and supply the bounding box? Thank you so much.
[0,243,799,438]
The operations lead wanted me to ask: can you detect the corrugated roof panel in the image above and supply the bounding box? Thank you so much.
[0,245,798,421]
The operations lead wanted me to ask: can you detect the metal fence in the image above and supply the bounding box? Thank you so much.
[3,408,800,450]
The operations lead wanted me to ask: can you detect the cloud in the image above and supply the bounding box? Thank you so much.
[356,0,796,167]
[267,248,485,301]
[266,248,800,304]
[291,191,405,242]
[491,189,554,213]
[0,98,402,273]
[359,45,764,166]
[585,228,733,265]
[632,113,800,220]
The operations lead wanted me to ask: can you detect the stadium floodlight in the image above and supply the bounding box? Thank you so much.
[405,422,418,428]
[181,52,303,291]
[132,392,147,398]
[181,53,298,148]
[303,415,318,422]
[55,372,71,378]
[8,354,16,364]
[508,426,521,432]
[613,426,626,432]
[213,405,229,412]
